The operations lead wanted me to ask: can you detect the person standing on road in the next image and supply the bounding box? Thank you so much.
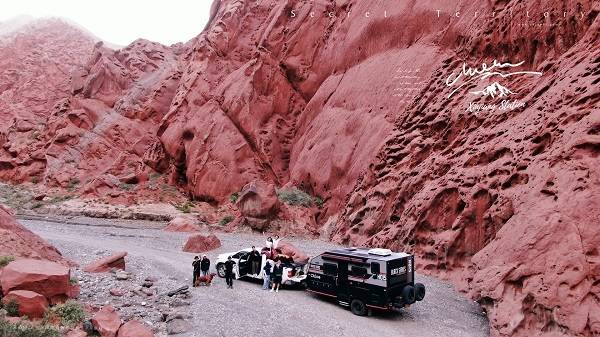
[200,255,210,276]
[262,259,272,290]
[224,256,236,289]
[271,260,283,293]
[249,246,261,276]
[192,256,201,287]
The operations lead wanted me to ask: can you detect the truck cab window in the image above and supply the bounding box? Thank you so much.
[322,263,338,275]
[370,262,380,274]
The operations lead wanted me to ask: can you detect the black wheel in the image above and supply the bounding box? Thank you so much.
[402,285,416,304]
[415,283,426,301]
[350,299,367,316]
[217,264,226,278]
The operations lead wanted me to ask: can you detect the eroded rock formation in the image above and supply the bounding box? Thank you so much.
[0,1,599,336]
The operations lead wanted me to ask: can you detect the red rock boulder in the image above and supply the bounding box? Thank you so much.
[276,241,309,264]
[84,252,127,273]
[109,288,124,297]
[1,290,49,319]
[0,259,71,300]
[67,327,88,337]
[91,305,121,337]
[117,320,154,337]
[0,205,68,264]
[237,181,280,218]
[67,327,87,337]
[182,234,221,253]
[164,217,201,232]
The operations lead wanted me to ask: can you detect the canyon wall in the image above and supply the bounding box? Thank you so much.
[0,1,599,336]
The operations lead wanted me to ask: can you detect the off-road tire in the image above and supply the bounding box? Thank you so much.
[402,285,416,304]
[217,263,226,278]
[350,299,368,316]
[415,283,426,301]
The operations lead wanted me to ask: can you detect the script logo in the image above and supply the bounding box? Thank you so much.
[445,60,542,99]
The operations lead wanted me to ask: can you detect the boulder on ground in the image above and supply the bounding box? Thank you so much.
[0,205,69,264]
[117,320,154,337]
[1,290,49,319]
[84,252,127,273]
[166,318,192,335]
[91,305,121,337]
[164,217,201,232]
[0,259,71,300]
[109,288,124,297]
[182,234,221,253]
[277,241,309,263]
[67,327,88,337]
[237,180,280,219]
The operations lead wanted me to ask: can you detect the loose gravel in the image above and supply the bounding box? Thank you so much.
[21,216,490,337]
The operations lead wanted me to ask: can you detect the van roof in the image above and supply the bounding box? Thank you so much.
[323,247,412,262]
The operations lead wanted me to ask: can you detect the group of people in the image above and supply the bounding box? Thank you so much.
[192,255,211,286]
[246,245,286,292]
[192,235,292,292]
[261,256,285,292]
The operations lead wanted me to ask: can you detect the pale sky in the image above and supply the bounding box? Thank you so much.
[0,0,214,46]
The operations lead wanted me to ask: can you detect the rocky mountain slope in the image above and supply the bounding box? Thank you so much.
[0,1,599,336]
[0,204,68,264]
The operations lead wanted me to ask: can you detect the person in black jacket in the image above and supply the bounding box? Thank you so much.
[262,259,272,290]
[270,260,283,293]
[248,246,261,276]
[200,255,210,276]
[224,256,236,289]
[192,256,201,287]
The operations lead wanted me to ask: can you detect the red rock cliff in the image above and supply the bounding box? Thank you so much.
[161,2,600,334]
[0,1,599,336]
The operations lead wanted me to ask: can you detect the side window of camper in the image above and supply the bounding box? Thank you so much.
[322,263,338,275]
[370,262,381,274]
[351,266,368,277]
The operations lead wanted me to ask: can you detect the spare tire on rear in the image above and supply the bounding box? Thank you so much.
[415,283,426,301]
[402,284,416,304]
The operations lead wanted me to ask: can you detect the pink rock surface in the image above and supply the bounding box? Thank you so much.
[0,2,598,336]
[182,234,221,253]
[109,288,124,297]
[117,320,154,337]
[1,290,49,319]
[276,241,309,264]
[0,204,68,264]
[0,258,71,299]
[163,217,201,232]
[91,305,121,337]
[84,252,127,273]
[66,327,88,337]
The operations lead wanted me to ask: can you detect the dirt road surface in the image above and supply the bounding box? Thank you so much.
[21,216,489,337]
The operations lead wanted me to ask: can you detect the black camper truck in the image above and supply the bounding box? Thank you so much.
[306,248,426,316]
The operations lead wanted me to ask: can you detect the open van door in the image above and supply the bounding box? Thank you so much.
[237,252,251,278]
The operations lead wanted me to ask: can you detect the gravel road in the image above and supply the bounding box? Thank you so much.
[21,216,489,337]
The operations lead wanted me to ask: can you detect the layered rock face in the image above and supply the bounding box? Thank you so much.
[0,1,599,336]
[0,19,95,183]
[157,3,599,335]
[163,1,600,335]
[0,19,187,204]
